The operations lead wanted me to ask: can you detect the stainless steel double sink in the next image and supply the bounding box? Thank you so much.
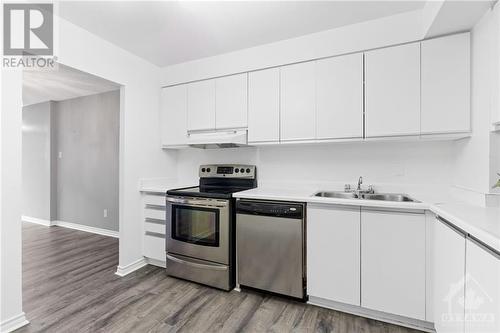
[313,191,419,202]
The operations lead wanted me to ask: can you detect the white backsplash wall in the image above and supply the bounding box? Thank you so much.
[176,140,455,192]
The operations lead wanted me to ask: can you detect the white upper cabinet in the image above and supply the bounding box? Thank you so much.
[215,73,248,130]
[465,240,500,333]
[280,61,316,141]
[365,42,420,137]
[248,68,280,143]
[187,80,216,131]
[160,85,187,147]
[316,53,363,139]
[421,33,470,134]
[361,209,426,320]
[433,217,466,333]
[307,204,361,306]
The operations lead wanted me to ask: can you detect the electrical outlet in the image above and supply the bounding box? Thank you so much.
[103,209,108,218]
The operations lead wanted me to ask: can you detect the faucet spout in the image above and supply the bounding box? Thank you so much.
[357,176,363,191]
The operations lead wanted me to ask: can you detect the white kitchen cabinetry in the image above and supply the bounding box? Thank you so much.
[280,61,316,141]
[142,192,167,265]
[365,43,420,137]
[215,73,248,129]
[433,216,466,333]
[307,204,361,306]
[248,68,280,143]
[160,85,187,147]
[465,239,500,333]
[316,53,363,140]
[361,208,425,320]
[187,80,216,131]
[421,33,470,134]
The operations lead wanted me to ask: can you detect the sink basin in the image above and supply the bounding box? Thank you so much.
[314,191,358,199]
[313,191,419,203]
[361,193,419,202]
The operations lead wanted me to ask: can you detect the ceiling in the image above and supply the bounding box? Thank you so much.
[58,1,426,67]
[23,64,120,106]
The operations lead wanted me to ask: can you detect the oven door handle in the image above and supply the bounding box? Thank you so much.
[166,254,228,271]
[166,197,228,208]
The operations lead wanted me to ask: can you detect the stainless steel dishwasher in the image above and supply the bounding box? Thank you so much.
[236,199,306,300]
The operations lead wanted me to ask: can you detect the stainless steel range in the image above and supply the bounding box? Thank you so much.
[165,164,257,290]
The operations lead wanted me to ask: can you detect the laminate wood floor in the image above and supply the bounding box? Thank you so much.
[18,222,423,333]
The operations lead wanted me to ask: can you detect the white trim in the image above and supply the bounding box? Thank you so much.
[145,257,166,268]
[307,296,435,333]
[53,220,119,238]
[21,215,52,226]
[115,258,148,277]
[0,312,29,333]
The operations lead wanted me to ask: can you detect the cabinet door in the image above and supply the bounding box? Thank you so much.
[160,85,187,146]
[361,209,425,320]
[421,33,470,134]
[187,80,216,131]
[433,217,466,333]
[307,205,360,306]
[248,68,280,143]
[365,43,420,137]
[316,53,363,139]
[216,73,248,129]
[465,240,500,333]
[280,61,316,141]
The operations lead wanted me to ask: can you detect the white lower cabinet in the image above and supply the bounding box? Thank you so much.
[307,204,361,306]
[142,193,167,264]
[361,208,426,320]
[433,216,466,333]
[464,239,500,333]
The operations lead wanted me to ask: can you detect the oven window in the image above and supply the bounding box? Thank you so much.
[171,205,220,247]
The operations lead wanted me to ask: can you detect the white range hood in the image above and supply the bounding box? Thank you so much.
[187,129,248,149]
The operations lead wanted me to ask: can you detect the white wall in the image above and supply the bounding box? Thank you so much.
[161,10,423,85]
[453,5,498,200]
[1,70,26,331]
[177,141,455,194]
[22,102,53,221]
[1,14,177,329]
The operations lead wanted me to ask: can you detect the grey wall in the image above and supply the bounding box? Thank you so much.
[22,102,54,221]
[53,90,120,231]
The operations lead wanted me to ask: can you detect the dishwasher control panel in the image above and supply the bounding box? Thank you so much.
[236,200,304,219]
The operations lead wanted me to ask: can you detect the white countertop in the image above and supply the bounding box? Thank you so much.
[140,181,500,253]
[233,186,500,253]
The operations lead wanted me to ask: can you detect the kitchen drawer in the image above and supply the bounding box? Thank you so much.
[144,194,166,206]
[143,232,165,262]
[144,221,165,234]
[144,207,166,220]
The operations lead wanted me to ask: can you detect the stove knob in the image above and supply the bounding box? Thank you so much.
[201,168,206,172]
[246,168,251,173]
[235,168,239,173]
[240,168,245,173]
[206,168,211,173]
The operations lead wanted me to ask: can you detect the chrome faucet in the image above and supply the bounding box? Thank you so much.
[357,176,363,191]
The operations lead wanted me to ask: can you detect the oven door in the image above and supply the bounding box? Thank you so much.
[166,196,230,264]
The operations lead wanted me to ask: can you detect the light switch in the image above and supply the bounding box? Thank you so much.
[58,151,62,159]
[103,209,108,218]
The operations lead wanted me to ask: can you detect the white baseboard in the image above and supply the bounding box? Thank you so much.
[22,215,52,226]
[145,257,166,268]
[308,296,435,333]
[115,258,148,277]
[53,220,119,238]
[0,312,29,333]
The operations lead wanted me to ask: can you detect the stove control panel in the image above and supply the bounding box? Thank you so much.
[199,164,256,179]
